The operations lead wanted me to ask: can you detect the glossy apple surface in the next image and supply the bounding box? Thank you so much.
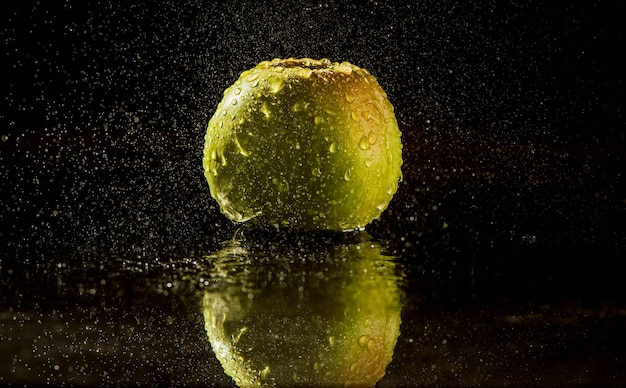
[203,58,403,230]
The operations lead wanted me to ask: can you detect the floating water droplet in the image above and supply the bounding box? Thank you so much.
[358,136,371,150]
[312,167,322,177]
[328,141,337,153]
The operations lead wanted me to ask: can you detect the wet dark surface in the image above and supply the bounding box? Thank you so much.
[1,1,625,386]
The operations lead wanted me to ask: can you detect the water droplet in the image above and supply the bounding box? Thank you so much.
[367,338,375,350]
[231,98,237,105]
[358,335,369,348]
[358,136,371,150]
[328,336,336,346]
[312,167,322,177]
[344,168,352,181]
[364,158,373,167]
[328,142,337,153]
[300,68,313,78]
[345,91,355,103]
[234,87,242,95]
[350,111,359,122]
[337,63,353,75]
[260,102,271,118]
[272,177,289,192]
[368,132,377,145]
[268,77,284,94]
[260,366,271,380]
[218,120,223,129]
[234,136,250,156]
[314,116,323,125]
[1,135,8,142]
[247,71,260,81]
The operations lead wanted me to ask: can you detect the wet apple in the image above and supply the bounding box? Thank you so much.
[203,58,403,230]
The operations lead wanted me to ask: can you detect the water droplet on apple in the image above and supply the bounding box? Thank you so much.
[358,136,371,150]
[350,111,359,122]
[344,168,352,181]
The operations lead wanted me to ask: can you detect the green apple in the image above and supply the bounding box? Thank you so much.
[202,233,403,387]
[203,58,403,230]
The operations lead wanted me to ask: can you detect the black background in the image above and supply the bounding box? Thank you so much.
[2,0,624,290]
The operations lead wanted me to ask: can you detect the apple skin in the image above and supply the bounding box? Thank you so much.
[201,233,403,387]
[203,58,403,231]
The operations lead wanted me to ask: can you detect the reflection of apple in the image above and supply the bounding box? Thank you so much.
[203,58,403,231]
[202,233,403,387]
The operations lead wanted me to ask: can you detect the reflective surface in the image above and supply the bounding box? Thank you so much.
[2,228,625,386]
[202,233,402,386]
[1,1,625,386]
